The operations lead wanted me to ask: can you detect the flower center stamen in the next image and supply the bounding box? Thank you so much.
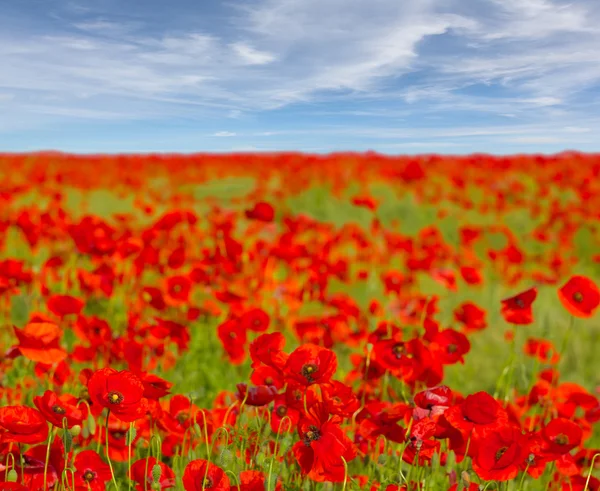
[107,391,124,405]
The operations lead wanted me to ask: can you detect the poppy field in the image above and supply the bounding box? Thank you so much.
[1,151,600,491]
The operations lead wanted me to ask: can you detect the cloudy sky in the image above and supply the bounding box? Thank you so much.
[1,0,600,154]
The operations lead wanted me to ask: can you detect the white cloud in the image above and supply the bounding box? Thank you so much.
[1,0,600,149]
[213,131,237,137]
[230,42,276,65]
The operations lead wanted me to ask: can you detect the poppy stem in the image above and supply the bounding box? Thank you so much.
[558,315,576,365]
[18,443,24,485]
[517,464,530,490]
[43,424,54,491]
[127,422,134,491]
[341,456,348,491]
[583,453,600,491]
[267,415,291,491]
[105,410,119,491]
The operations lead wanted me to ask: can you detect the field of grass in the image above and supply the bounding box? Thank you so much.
[0,152,599,491]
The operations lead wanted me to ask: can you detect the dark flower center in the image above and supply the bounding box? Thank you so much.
[515,298,525,308]
[83,470,96,482]
[301,363,318,383]
[392,343,405,359]
[572,292,583,303]
[554,433,569,446]
[176,413,188,425]
[303,425,321,446]
[51,404,66,414]
[276,405,288,417]
[253,319,261,327]
[203,477,213,488]
[495,446,508,461]
[264,377,274,385]
[447,344,458,354]
[172,284,182,293]
[107,391,125,405]
[113,431,125,440]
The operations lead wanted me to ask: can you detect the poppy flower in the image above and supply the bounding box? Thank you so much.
[73,450,112,491]
[0,406,49,444]
[87,368,148,422]
[430,329,471,365]
[33,390,84,428]
[12,322,67,364]
[292,403,356,482]
[131,457,176,491]
[524,338,560,364]
[249,332,288,371]
[454,302,487,332]
[240,308,270,333]
[542,418,583,455]
[235,470,267,491]
[165,275,192,305]
[285,344,337,387]
[47,294,85,318]
[236,383,278,407]
[250,366,284,389]
[22,436,65,490]
[443,391,508,442]
[140,372,173,400]
[460,266,483,286]
[271,395,300,434]
[217,319,247,365]
[245,202,275,222]
[472,426,525,481]
[558,275,600,318]
[501,287,537,325]
[183,459,230,491]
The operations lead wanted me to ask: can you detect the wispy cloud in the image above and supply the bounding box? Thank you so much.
[230,42,276,65]
[0,0,599,153]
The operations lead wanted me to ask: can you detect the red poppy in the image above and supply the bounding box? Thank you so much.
[12,322,67,364]
[250,366,284,389]
[454,302,487,331]
[472,426,525,481]
[236,383,278,407]
[131,457,176,491]
[240,308,270,333]
[33,390,84,428]
[292,403,356,482]
[87,368,148,422]
[245,201,275,222]
[0,406,49,444]
[524,338,560,364]
[285,344,337,387]
[183,460,230,491]
[542,418,583,455]
[271,395,300,434]
[235,470,267,491]
[73,450,112,491]
[47,294,85,318]
[217,319,247,365]
[140,372,174,400]
[430,329,471,365]
[249,333,288,370]
[558,275,600,318]
[501,287,537,325]
[165,275,192,305]
[460,266,483,286]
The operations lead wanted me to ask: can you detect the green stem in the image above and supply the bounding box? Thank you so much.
[583,453,600,491]
[43,425,54,491]
[105,410,119,491]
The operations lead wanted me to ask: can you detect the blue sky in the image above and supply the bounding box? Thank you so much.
[1,0,600,154]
